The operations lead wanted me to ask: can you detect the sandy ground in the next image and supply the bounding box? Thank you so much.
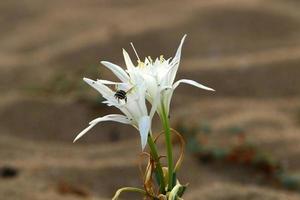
[1,0,300,199]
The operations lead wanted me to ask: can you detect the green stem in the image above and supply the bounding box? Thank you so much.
[148,135,166,193]
[161,105,175,191]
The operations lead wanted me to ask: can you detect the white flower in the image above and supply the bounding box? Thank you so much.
[123,35,215,116]
[73,64,155,150]
[74,35,214,149]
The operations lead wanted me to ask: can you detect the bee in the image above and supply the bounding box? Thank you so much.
[114,86,135,103]
[114,90,127,103]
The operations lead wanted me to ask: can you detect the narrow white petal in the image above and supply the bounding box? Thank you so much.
[123,49,136,72]
[170,34,187,66]
[173,79,215,91]
[149,90,159,119]
[97,79,130,90]
[138,116,151,150]
[168,35,187,85]
[83,78,115,101]
[97,79,123,85]
[73,123,97,143]
[89,114,131,125]
[101,61,130,82]
[73,114,131,142]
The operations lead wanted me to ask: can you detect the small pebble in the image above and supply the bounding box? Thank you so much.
[0,166,19,178]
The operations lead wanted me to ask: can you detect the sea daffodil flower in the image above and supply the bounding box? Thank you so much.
[73,66,155,150]
[123,35,215,117]
[74,35,215,199]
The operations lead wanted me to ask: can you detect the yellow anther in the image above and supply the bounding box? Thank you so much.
[160,55,164,63]
[138,60,144,67]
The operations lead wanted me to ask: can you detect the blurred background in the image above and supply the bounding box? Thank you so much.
[1,0,300,199]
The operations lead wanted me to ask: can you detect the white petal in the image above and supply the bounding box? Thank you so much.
[168,35,187,85]
[83,78,115,101]
[123,49,136,72]
[171,34,187,65]
[126,90,147,122]
[97,79,122,85]
[138,116,151,150]
[97,79,130,91]
[101,61,130,82]
[149,90,159,119]
[89,114,131,124]
[160,87,174,116]
[173,79,215,91]
[73,123,97,143]
[73,114,131,142]
[142,73,158,101]
[157,63,173,87]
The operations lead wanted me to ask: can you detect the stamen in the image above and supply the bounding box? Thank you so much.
[130,42,140,61]
[138,60,144,67]
[160,55,164,63]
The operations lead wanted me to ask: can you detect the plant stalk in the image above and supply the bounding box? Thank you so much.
[148,135,166,193]
[161,105,175,191]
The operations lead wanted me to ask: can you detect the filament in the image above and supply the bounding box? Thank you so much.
[130,42,140,61]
